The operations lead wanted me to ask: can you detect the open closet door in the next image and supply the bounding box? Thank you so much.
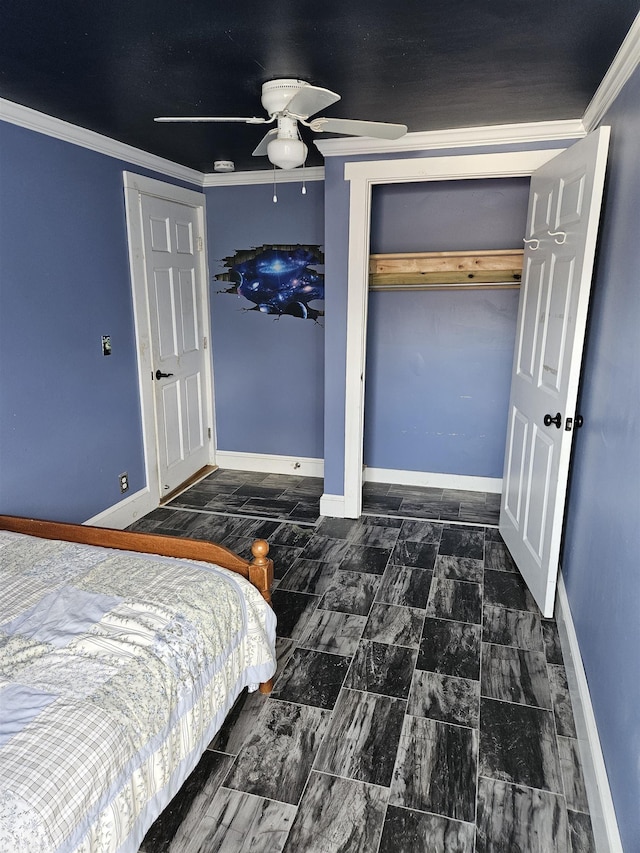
[500,127,610,618]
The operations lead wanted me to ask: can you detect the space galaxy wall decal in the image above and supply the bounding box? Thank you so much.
[215,244,324,321]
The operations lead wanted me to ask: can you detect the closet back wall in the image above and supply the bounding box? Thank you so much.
[364,178,530,480]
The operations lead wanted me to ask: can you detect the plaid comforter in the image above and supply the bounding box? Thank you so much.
[0,530,277,853]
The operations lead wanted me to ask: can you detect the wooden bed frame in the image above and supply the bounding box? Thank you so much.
[0,514,276,693]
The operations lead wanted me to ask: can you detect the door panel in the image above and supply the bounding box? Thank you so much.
[185,372,204,453]
[530,186,554,235]
[178,270,198,352]
[154,270,178,358]
[517,255,546,380]
[175,219,193,254]
[525,424,554,561]
[504,407,528,527]
[557,171,586,225]
[160,381,183,467]
[150,216,171,252]
[500,127,610,617]
[540,256,574,394]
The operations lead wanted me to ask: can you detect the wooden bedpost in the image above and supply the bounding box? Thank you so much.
[248,539,274,607]
[249,539,275,694]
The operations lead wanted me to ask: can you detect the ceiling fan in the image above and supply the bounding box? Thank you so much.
[155,78,408,170]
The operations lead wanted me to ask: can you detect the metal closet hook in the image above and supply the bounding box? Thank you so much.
[523,238,540,250]
[548,230,567,244]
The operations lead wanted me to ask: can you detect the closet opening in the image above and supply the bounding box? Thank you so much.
[340,147,565,519]
[362,178,530,515]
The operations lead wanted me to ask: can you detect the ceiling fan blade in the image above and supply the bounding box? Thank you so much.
[252,128,279,157]
[309,117,408,139]
[285,85,341,119]
[154,116,269,124]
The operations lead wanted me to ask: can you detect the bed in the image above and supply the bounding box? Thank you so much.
[0,515,277,853]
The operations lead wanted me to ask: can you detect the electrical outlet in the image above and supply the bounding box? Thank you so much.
[119,472,129,493]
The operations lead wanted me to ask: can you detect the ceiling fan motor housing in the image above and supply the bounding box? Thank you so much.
[267,117,308,169]
[261,79,308,116]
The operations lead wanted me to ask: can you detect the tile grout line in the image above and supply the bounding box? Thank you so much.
[546,655,578,850]
[163,504,319,527]
[474,548,487,850]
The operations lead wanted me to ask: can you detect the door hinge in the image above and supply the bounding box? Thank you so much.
[208,427,212,440]
[197,235,204,252]
[566,415,584,431]
[203,336,208,349]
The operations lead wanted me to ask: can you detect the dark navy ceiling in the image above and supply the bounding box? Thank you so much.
[1,1,637,172]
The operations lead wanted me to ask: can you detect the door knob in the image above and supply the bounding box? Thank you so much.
[155,369,174,380]
[543,412,562,428]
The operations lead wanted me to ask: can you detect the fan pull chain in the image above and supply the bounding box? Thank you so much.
[272,167,278,203]
[301,162,307,195]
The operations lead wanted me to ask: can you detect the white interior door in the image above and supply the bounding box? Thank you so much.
[141,193,212,496]
[500,127,610,617]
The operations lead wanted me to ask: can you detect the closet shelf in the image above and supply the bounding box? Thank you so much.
[369,249,524,290]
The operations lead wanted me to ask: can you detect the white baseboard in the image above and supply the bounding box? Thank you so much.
[215,450,324,479]
[363,467,502,493]
[84,487,156,530]
[555,572,623,852]
[319,493,347,518]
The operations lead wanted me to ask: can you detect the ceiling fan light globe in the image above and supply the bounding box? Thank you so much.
[267,137,307,170]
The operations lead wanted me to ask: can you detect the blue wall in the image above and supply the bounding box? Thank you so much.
[561,66,640,852]
[365,179,527,477]
[364,289,520,476]
[369,178,530,253]
[205,180,325,459]
[0,121,196,522]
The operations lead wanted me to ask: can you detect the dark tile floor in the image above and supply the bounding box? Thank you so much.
[131,469,595,853]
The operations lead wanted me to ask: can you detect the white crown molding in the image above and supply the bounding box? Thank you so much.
[315,118,586,159]
[0,97,204,185]
[583,11,640,131]
[202,166,324,187]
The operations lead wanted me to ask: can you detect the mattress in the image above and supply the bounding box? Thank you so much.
[0,530,277,853]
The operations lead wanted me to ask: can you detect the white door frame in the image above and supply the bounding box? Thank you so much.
[339,149,569,518]
[123,172,215,510]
